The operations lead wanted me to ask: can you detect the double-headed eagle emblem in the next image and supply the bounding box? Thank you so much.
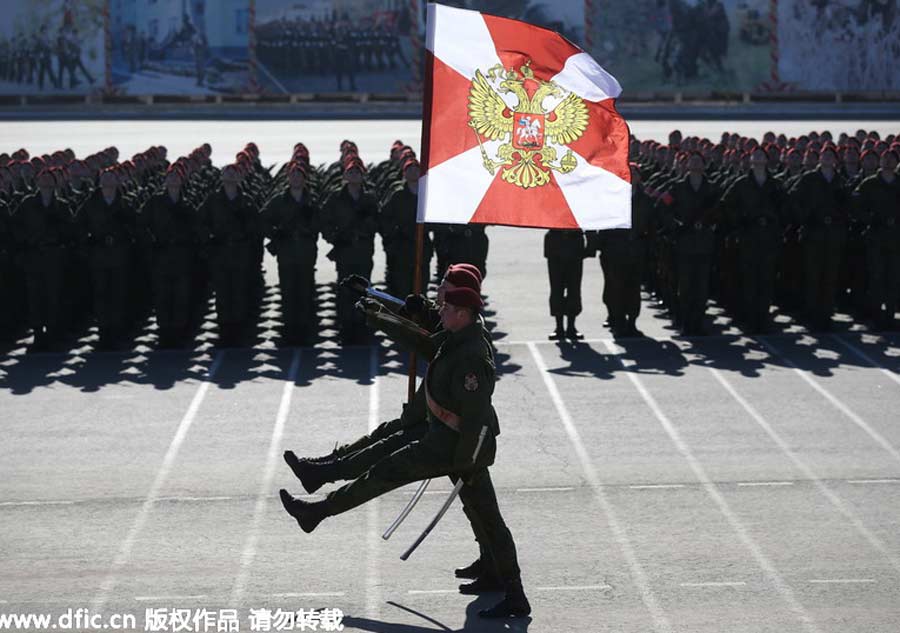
[468,60,588,189]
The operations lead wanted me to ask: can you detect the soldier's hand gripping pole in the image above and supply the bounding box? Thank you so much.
[400,426,488,561]
[382,479,431,540]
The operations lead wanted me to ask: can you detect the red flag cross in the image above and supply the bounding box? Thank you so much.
[417,3,632,231]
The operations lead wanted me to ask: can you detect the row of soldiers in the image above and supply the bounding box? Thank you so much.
[0,23,95,91]
[545,128,900,340]
[0,139,490,352]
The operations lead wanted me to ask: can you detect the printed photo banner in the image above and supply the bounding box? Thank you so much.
[0,0,105,96]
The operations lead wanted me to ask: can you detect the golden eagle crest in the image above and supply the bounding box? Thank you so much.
[468,60,588,189]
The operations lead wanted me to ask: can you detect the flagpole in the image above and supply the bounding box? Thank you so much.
[408,1,434,404]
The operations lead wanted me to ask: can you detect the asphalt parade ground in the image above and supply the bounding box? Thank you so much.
[2,120,900,633]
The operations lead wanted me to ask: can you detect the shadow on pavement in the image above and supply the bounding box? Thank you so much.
[341,596,531,632]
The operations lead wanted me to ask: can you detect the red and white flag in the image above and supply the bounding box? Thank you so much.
[417,3,632,230]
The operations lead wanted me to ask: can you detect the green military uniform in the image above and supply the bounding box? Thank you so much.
[200,187,260,345]
[544,229,586,331]
[322,185,377,344]
[140,191,198,348]
[77,188,136,348]
[720,172,783,333]
[664,176,721,335]
[598,183,654,336]
[261,189,320,345]
[789,168,849,330]
[12,193,73,348]
[853,172,900,328]
[378,183,432,299]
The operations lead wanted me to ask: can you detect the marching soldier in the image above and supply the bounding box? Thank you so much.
[280,286,531,619]
[261,162,320,346]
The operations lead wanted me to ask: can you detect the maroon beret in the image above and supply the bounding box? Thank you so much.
[444,266,481,293]
[448,262,483,284]
[443,287,484,311]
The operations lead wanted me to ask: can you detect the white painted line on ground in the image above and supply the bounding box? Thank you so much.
[832,335,900,388]
[272,592,347,598]
[366,346,381,619]
[134,595,208,602]
[516,486,576,493]
[158,495,236,502]
[629,484,686,490]
[408,589,457,595]
[535,585,612,591]
[527,343,673,633]
[760,339,900,465]
[0,500,75,507]
[808,579,876,585]
[737,482,795,487]
[847,479,900,485]
[230,349,302,605]
[680,582,747,588]
[92,351,225,613]
[603,342,822,633]
[710,367,900,575]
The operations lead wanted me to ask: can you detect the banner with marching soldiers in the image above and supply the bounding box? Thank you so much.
[0,0,104,95]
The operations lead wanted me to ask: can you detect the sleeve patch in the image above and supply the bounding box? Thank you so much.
[464,373,479,392]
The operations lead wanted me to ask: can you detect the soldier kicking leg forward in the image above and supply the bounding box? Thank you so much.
[280,288,530,619]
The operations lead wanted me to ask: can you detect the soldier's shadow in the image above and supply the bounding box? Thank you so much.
[341,597,531,632]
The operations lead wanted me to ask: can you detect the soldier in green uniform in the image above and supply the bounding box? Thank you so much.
[12,168,73,351]
[852,149,900,329]
[77,169,136,350]
[279,286,531,619]
[261,162,320,346]
[720,147,784,333]
[139,168,198,349]
[322,157,377,345]
[664,152,721,335]
[378,158,432,299]
[200,165,260,347]
[544,228,586,340]
[788,147,849,331]
[599,164,654,337]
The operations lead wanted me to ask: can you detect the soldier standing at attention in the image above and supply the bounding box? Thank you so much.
[200,164,260,347]
[140,168,198,349]
[261,162,320,346]
[789,146,849,331]
[378,157,432,300]
[11,168,72,351]
[280,287,531,619]
[720,147,783,334]
[665,151,721,336]
[78,169,135,350]
[544,227,586,340]
[322,156,377,345]
[853,149,900,330]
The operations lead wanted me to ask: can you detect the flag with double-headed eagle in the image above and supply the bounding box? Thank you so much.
[417,3,632,230]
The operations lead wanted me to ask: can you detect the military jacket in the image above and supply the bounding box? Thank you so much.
[12,193,73,249]
[424,320,499,469]
[853,172,900,247]
[720,173,783,251]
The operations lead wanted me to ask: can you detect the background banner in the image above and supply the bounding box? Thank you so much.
[586,0,773,94]
[109,0,252,95]
[255,0,417,94]
[0,0,105,95]
[778,0,900,92]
